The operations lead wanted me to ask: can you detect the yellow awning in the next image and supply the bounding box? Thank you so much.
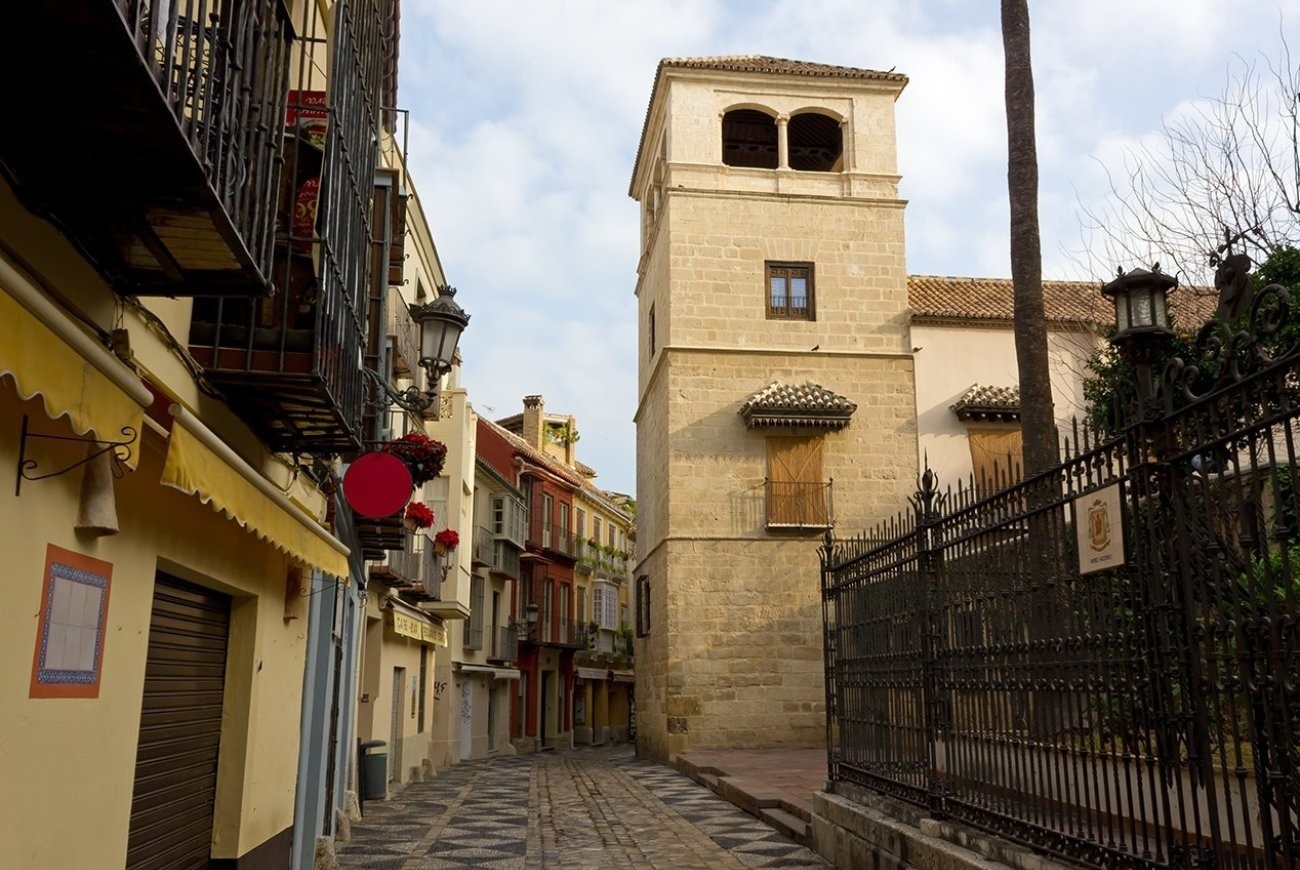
[0,287,147,468]
[161,410,350,578]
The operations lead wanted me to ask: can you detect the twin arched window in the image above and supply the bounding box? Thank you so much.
[721,109,842,172]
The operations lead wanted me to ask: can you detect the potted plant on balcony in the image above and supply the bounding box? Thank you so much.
[404,501,435,532]
[382,432,447,487]
[433,527,459,556]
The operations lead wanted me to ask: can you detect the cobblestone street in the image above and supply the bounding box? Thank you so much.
[336,746,828,869]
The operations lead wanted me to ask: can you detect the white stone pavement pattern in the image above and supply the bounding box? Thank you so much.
[335,745,828,869]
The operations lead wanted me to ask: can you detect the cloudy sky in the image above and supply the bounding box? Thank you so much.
[398,0,1299,495]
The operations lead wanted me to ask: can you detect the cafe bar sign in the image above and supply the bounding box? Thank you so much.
[390,611,447,647]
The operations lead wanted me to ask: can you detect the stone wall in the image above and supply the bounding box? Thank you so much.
[633,62,917,762]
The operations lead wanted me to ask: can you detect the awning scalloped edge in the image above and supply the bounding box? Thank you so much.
[161,406,350,578]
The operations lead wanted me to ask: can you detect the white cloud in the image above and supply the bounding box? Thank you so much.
[398,0,1300,493]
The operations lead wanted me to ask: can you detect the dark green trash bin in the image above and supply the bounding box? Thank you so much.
[359,739,387,801]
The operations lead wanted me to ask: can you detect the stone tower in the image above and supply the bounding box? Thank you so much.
[629,56,919,761]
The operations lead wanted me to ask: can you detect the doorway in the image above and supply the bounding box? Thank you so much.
[390,667,405,781]
[126,574,231,869]
[540,670,554,748]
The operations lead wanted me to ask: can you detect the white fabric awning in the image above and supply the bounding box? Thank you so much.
[455,663,520,681]
[575,667,607,681]
[161,405,350,577]
[610,670,635,684]
[1,258,151,466]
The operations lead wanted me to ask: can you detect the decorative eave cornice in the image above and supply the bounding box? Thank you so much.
[739,381,857,430]
[951,384,1020,423]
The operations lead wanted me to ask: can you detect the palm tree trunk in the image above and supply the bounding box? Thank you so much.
[1002,0,1058,474]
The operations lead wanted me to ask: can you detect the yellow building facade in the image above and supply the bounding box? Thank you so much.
[0,1,459,866]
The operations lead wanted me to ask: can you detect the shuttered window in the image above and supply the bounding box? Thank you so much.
[968,428,1023,492]
[766,436,829,526]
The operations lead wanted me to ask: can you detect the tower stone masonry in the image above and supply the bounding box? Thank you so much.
[629,56,920,762]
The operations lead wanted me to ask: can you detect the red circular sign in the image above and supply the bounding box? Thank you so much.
[343,452,414,518]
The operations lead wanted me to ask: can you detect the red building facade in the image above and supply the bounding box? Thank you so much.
[476,408,584,751]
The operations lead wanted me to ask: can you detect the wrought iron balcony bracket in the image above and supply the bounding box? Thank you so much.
[362,366,440,414]
[15,414,137,497]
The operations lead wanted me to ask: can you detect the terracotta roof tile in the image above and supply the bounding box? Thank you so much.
[950,384,1021,422]
[659,55,908,82]
[907,275,1218,331]
[630,55,906,197]
[739,381,857,429]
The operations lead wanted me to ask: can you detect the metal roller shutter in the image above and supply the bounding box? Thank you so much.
[126,574,231,870]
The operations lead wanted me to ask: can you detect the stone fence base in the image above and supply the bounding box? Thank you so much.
[813,782,1072,870]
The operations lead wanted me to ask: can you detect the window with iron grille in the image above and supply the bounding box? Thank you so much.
[559,584,570,644]
[543,578,554,642]
[766,262,814,320]
[465,575,484,649]
[542,494,553,549]
[635,575,651,637]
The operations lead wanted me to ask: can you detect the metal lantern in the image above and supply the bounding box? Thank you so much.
[1101,266,1175,351]
[411,285,471,378]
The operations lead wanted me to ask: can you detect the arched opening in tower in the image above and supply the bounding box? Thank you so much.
[721,109,778,169]
[788,112,842,172]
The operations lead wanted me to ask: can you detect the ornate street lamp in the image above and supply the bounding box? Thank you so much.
[1101,265,1176,418]
[366,285,471,414]
[510,601,540,641]
[412,285,471,378]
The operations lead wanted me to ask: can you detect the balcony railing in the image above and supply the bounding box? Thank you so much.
[472,526,494,569]
[186,0,389,453]
[488,626,519,664]
[613,633,633,658]
[490,541,521,581]
[387,284,418,378]
[356,512,405,561]
[370,531,438,597]
[1,1,293,297]
[578,540,630,576]
[764,479,834,529]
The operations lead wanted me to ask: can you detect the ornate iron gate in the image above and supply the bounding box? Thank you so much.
[823,282,1299,867]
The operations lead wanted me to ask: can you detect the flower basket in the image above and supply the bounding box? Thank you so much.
[404,501,435,531]
[433,528,459,555]
[381,433,448,487]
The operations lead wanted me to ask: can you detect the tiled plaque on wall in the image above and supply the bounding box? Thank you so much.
[29,544,112,699]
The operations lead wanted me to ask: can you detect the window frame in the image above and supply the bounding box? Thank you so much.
[765,261,815,320]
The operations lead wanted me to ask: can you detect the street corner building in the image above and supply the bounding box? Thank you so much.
[0,1,466,867]
[628,56,921,761]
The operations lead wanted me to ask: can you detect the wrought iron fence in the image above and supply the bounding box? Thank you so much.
[823,284,1299,867]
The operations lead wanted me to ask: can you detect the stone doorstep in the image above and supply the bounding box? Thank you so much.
[673,758,816,846]
[759,806,812,843]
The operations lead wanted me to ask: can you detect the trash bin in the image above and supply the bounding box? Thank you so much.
[358,739,387,801]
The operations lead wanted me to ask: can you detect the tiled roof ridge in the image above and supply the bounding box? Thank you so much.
[907,274,1218,328]
[953,383,1020,410]
[479,417,587,489]
[659,55,908,82]
[741,380,858,412]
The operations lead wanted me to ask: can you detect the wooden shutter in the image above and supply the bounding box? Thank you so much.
[767,436,827,525]
[968,428,1023,492]
[126,575,231,870]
